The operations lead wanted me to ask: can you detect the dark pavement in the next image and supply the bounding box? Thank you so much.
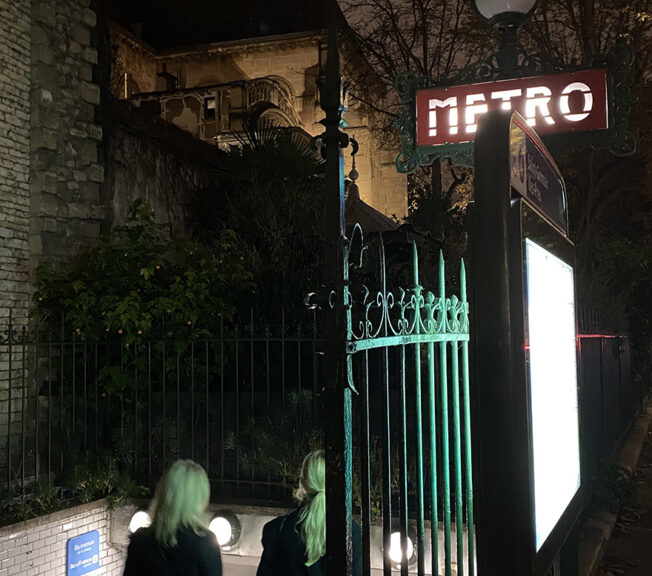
[597,422,652,576]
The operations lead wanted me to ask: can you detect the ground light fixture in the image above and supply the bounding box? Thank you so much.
[128,509,152,533]
[387,531,416,566]
[209,511,241,551]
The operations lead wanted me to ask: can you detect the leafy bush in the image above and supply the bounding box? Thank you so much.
[33,200,252,343]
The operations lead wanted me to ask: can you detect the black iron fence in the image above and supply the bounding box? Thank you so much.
[576,305,646,497]
[577,332,640,487]
[0,306,644,521]
[0,311,320,502]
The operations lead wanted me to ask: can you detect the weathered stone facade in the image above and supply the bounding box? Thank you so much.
[0,0,32,317]
[111,25,408,219]
[30,0,105,269]
[104,98,223,232]
[0,0,106,482]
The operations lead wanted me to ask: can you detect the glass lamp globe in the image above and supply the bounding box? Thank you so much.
[475,0,537,21]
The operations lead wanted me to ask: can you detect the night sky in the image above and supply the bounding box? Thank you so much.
[101,0,337,48]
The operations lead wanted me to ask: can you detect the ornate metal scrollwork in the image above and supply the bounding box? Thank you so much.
[345,226,469,350]
[0,320,32,346]
[607,37,637,157]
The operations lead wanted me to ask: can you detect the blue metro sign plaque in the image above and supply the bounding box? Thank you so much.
[509,112,568,235]
[67,530,100,576]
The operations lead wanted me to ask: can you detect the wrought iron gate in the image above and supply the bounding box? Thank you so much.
[315,28,474,576]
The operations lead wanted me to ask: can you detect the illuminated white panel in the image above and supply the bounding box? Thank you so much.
[525,238,580,551]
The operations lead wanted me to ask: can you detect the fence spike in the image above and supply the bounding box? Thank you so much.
[412,241,420,287]
[460,258,467,303]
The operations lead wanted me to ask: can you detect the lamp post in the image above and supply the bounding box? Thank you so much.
[474,0,538,77]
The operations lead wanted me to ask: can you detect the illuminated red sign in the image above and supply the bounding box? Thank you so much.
[416,69,608,146]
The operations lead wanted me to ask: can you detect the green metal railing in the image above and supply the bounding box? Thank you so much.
[315,26,474,576]
[349,238,474,576]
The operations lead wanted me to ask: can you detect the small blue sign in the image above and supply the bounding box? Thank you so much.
[67,530,100,576]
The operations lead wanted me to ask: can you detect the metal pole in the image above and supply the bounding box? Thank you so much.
[319,24,354,576]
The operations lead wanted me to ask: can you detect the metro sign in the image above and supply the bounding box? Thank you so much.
[416,69,608,147]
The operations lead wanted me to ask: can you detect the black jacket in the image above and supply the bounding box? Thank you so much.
[256,509,362,576]
[123,526,222,576]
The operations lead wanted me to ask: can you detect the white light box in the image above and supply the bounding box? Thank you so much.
[525,238,581,551]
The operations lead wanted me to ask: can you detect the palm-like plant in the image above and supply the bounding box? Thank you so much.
[188,123,325,315]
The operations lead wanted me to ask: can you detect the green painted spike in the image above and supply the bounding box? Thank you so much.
[460,259,467,303]
[412,242,420,286]
[439,251,445,298]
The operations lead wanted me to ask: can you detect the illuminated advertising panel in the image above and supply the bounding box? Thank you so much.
[416,69,608,146]
[525,238,581,551]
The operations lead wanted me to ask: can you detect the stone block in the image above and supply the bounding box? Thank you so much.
[82,47,98,65]
[76,102,95,122]
[68,40,82,56]
[40,193,61,218]
[41,218,60,234]
[80,63,93,83]
[34,45,54,65]
[81,8,97,28]
[40,231,69,256]
[80,182,100,203]
[70,203,104,221]
[70,127,89,138]
[88,164,104,183]
[80,82,100,105]
[36,3,56,27]
[31,26,48,49]
[34,65,60,92]
[31,127,58,151]
[76,140,97,163]
[32,171,57,194]
[39,89,53,105]
[88,124,103,141]
[32,105,60,130]
[70,23,90,47]
[33,149,55,170]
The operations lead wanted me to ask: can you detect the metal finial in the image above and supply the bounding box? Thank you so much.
[348,136,359,183]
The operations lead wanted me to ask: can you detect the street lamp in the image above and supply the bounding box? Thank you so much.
[474,0,538,76]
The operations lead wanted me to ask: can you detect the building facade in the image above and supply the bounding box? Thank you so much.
[110,24,407,219]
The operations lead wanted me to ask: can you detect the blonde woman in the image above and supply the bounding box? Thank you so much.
[123,460,222,576]
[257,449,362,576]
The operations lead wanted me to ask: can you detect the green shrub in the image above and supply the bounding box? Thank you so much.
[33,200,252,343]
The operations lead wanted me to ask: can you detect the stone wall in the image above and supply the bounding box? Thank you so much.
[0,500,123,576]
[0,0,32,317]
[30,0,105,269]
[0,0,106,488]
[103,98,222,232]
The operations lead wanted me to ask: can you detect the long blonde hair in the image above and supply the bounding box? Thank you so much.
[294,449,326,566]
[150,459,210,547]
